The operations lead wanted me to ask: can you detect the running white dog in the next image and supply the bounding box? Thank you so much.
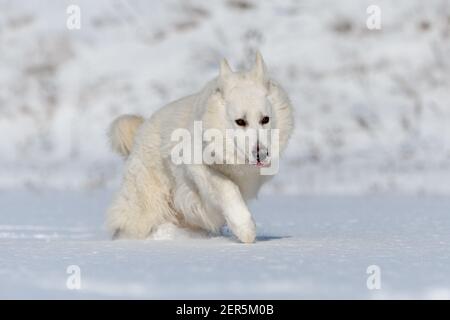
[107,52,294,243]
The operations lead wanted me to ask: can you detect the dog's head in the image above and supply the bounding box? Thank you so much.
[205,52,293,170]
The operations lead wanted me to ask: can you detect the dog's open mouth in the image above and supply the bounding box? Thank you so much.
[250,159,271,168]
[255,161,271,168]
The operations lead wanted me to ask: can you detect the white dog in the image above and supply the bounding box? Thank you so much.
[107,52,294,243]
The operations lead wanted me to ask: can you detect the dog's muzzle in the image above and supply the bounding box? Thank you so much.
[252,144,269,164]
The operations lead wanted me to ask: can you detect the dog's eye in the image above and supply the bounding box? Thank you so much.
[260,116,270,125]
[235,119,247,127]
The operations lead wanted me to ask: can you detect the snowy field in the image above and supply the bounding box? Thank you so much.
[1,191,450,299]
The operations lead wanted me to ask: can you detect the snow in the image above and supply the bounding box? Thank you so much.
[1,190,449,299]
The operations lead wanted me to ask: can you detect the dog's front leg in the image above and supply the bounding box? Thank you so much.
[186,165,256,243]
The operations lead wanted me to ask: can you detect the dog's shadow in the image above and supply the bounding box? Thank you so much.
[255,235,291,242]
[220,228,291,242]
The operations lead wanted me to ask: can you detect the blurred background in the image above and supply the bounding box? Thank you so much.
[1,0,449,195]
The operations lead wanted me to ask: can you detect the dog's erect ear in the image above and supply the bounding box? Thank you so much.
[251,50,268,85]
[219,58,233,78]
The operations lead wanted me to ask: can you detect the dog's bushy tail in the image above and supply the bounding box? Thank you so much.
[108,114,144,158]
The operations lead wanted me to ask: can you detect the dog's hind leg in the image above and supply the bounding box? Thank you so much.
[106,158,176,239]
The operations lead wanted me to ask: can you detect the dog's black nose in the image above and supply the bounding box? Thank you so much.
[253,144,268,162]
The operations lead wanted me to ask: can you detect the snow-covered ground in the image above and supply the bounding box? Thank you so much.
[1,190,449,299]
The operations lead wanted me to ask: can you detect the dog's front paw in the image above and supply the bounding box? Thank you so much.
[230,218,256,244]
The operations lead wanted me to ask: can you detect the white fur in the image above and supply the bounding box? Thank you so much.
[107,52,294,243]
